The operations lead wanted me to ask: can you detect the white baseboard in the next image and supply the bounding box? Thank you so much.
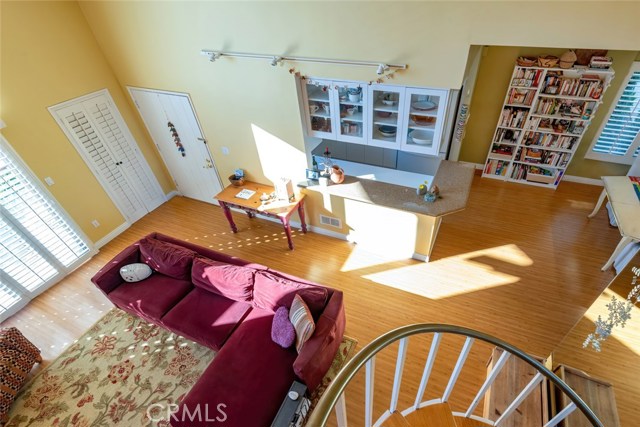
[562,175,603,186]
[165,190,180,200]
[412,253,429,262]
[93,222,130,249]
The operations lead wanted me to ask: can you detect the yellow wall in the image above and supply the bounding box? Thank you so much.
[460,46,635,178]
[0,1,174,243]
[4,1,640,241]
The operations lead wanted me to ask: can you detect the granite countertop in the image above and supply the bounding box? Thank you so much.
[298,160,475,217]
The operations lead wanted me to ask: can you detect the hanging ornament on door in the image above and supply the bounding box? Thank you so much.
[167,121,185,157]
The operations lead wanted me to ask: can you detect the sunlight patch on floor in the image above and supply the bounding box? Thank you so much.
[361,244,532,299]
[583,287,640,357]
[341,244,414,272]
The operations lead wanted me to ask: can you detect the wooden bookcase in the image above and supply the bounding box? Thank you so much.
[482,65,615,188]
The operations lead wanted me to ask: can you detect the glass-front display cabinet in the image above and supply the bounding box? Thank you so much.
[400,88,449,156]
[367,85,406,149]
[303,79,334,139]
[333,81,367,145]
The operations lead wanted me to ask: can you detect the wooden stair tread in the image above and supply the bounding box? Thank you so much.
[554,365,621,427]
[483,347,548,427]
[404,403,458,427]
[382,410,411,427]
[453,416,494,427]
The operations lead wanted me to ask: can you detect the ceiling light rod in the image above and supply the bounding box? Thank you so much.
[200,50,407,71]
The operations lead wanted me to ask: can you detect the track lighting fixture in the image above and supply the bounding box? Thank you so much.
[376,63,390,75]
[200,50,406,75]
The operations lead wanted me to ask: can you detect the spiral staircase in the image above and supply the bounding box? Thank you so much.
[306,325,605,427]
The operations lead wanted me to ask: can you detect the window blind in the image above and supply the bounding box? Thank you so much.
[0,141,91,320]
[591,70,640,162]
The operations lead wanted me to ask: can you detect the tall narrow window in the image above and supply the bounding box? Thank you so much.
[0,135,92,321]
[586,62,640,165]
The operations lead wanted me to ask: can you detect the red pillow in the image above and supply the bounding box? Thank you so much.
[138,237,195,280]
[191,257,254,302]
[253,271,328,317]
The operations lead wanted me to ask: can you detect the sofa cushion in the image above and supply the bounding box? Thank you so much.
[138,237,195,280]
[173,308,297,427]
[271,306,295,349]
[191,257,254,302]
[253,271,328,317]
[161,288,252,351]
[108,274,193,322]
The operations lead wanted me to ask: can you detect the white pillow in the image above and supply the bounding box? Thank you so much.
[120,263,153,282]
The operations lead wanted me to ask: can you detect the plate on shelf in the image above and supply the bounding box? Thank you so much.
[412,101,437,111]
[410,130,433,145]
[378,125,397,137]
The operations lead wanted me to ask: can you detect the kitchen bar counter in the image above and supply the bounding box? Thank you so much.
[299,160,475,218]
[298,160,475,261]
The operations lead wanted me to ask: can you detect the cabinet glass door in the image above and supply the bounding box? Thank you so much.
[333,82,367,145]
[304,79,334,138]
[400,88,448,155]
[368,85,405,149]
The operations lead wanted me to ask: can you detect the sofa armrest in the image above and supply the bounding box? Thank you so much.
[293,290,346,392]
[90,243,140,295]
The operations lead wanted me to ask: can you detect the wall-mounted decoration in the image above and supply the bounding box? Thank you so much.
[167,121,185,157]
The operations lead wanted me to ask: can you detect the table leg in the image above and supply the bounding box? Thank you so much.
[281,216,294,250]
[588,189,607,219]
[601,236,634,271]
[298,200,307,233]
[219,201,238,233]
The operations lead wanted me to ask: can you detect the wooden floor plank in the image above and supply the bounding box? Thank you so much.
[1,176,629,425]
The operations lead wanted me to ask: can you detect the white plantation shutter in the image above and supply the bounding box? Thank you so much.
[587,63,640,164]
[0,136,92,321]
[49,89,165,223]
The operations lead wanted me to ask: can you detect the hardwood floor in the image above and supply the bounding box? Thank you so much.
[2,175,628,425]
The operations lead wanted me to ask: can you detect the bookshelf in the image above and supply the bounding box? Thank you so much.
[482,64,614,188]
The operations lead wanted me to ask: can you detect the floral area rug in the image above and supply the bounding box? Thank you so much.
[6,308,357,427]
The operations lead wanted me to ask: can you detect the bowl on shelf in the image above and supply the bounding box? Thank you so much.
[537,55,559,68]
[382,99,396,106]
[378,125,397,137]
[410,130,433,145]
[410,114,436,126]
[412,101,436,111]
[377,111,392,118]
[228,174,245,187]
[516,56,537,67]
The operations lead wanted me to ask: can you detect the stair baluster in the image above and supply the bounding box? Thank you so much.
[442,337,474,402]
[414,332,442,410]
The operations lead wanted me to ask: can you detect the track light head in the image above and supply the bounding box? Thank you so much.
[200,50,221,62]
[376,63,389,75]
[271,56,283,67]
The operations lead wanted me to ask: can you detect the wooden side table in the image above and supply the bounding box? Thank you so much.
[214,181,307,250]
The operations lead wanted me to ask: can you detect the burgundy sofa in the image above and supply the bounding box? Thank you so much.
[91,232,346,427]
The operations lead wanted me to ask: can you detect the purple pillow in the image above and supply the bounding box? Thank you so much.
[191,257,254,302]
[138,237,195,280]
[271,306,296,348]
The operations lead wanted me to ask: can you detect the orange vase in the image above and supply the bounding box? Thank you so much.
[330,166,344,184]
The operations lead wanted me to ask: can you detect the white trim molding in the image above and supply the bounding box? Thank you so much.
[94,222,130,249]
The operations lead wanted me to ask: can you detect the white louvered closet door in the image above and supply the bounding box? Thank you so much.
[49,90,165,223]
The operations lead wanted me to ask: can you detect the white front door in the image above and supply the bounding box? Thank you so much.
[128,88,222,204]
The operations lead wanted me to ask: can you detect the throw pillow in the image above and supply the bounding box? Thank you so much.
[271,306,296,349]
[138,237,196,280]
[289,294,316,353]
[119,263,153,282]
[191,257,255,302]
[253,271,328,317]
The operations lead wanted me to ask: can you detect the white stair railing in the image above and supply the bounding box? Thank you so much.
[307,324,604,427]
